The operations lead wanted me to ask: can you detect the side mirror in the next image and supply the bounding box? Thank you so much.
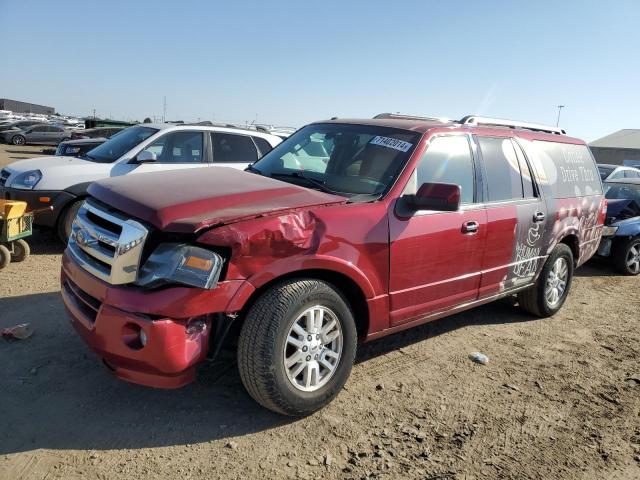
[405,182,461,211]
[136,150,157,163]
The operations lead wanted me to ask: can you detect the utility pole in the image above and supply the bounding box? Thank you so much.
[93,108,96,119]
[163,96,167,123]
[556,105,565,127]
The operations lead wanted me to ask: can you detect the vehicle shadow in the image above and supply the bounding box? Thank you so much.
[0,289,535,455]
[574,259,617,277]
[355,296,533,364]
[26,228,65,255]
[0,292,293,455]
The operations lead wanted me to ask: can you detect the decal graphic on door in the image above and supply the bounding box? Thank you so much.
[513,222,542,278]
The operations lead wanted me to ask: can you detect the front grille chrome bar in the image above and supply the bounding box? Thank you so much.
[67,199,149,285]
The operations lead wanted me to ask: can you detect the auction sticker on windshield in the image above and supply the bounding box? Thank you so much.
[370,136,413,152]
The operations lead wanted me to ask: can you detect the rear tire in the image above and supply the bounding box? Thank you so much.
[518,243,574,318]
[0,245,11,269]
[237,279,357,416]
[11,239,30,262]
[57,199,84,244]
[12,135,26,146]
[612,236,640,275]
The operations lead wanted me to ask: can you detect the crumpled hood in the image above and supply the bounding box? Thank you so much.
[88,167,348,233]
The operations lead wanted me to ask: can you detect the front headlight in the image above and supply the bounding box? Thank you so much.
[11,170,42,190]
[136,243,223,289]
[602,226,618,237]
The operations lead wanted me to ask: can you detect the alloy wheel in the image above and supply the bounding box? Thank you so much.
[283,305,343,392]
[545,257,568,307]
[626,243,640,274]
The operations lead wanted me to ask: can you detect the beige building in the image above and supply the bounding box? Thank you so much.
[589,129,640,167]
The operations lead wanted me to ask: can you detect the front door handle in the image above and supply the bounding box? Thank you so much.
[462,221,479,234]
[533,211,546,223]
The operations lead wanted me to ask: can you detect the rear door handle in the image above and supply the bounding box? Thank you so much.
[462,221,479,234]
[533,211,546,223]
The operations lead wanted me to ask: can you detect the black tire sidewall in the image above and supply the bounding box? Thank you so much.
[537,244,574,316]
[12,135,25,145]
[11,239,30,262]
[57,199,84,244]
[0,245,11,269]
[270,285,357,413]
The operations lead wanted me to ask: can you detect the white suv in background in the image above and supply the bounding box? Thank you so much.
[0,124,282,241]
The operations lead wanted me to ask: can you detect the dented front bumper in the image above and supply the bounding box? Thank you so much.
[60,252,253,388]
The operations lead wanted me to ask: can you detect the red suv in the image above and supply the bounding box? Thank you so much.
[61,114,605,415]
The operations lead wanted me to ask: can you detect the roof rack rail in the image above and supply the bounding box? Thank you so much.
[374,113,450,122]
[459,115,566,135]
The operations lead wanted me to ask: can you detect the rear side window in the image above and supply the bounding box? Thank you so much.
[529,141,602,197]
[211,133,258,163]
[253,137,273,157]
[477,136,524,201]
[413,135,475,204]
[624,169,640,178]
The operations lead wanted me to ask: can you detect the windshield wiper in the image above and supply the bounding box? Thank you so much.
[270,172,348,196]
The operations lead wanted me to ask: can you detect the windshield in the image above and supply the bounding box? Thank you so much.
[604,183,640,202]
[83,126,157,163]
[250,123,420,199]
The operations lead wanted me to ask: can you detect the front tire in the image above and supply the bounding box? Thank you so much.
[238,279,357,416]
[12,135,26,146]
[57,199,84,244]
[518,243,574,317]
[613,236,640,275]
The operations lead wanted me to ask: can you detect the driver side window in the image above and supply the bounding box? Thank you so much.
[406,135,475,204]
[141,131,204,163]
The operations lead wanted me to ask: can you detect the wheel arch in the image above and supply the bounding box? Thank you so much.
[233,268,371,341]
[558,233,580,262]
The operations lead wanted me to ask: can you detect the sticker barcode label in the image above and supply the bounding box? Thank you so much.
[370,136,413,152]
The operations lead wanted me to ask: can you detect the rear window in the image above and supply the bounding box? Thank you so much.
[598,166,614,180]
[253,137,273,157]
[528,141,602,198]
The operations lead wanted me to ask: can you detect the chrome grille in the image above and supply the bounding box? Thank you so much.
[67,199,148,284]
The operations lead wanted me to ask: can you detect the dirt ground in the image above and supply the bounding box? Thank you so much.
[0,144,639,480]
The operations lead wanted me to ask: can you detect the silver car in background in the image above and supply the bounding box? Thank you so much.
[0,124,72,145]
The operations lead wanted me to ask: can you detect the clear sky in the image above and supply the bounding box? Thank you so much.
[1,0,638,141]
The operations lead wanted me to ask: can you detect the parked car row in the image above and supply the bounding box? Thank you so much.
[2,113,637,417]
[0,123,282,240]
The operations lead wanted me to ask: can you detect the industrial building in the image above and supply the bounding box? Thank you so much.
[0,98,55,115]
[589,129,640,167]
